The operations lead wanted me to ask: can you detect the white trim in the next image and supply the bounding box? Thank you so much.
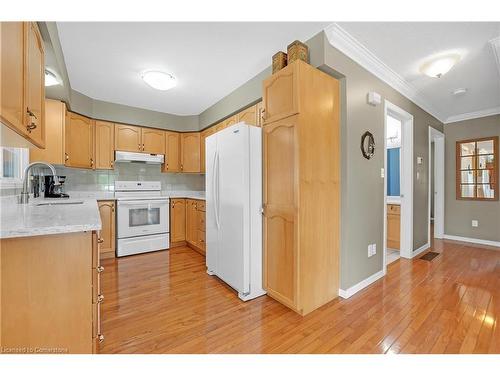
[413,242,431,258]
[444,106,500,124]
[489,36,500,82]
[428,127,445,244]
[443,234,500,248]
[324,23,445,123]
[339,270,385,299]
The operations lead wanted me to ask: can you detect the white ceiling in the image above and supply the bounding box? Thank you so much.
[56,22,329,115]
[336,22,500,123]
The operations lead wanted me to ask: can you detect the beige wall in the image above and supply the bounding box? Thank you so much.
[444,115,500,242]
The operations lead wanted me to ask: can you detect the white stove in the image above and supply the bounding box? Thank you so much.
[114,181,169,257]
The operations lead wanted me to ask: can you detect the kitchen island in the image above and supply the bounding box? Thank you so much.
[0,197,103,354]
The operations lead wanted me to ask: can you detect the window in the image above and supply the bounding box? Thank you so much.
[0,147,29,188]
[456,136,498,201]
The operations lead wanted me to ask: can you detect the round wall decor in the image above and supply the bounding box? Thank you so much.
[360,131,375,160]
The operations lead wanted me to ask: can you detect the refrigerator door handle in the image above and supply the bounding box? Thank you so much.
[213,150,221,229]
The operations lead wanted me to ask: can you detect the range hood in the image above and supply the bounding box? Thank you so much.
[115,151,164,164]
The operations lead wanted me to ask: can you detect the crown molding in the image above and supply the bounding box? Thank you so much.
[444,106,500,124]
[324,23,446,123]
[489,36,500,80]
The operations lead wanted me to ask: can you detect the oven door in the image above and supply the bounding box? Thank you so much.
[117,199,169,238]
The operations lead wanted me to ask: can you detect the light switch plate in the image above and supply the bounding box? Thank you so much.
[472,220,478,227]
[380,168,385,178]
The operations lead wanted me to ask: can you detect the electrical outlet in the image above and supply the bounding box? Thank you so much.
[472,220,479,227]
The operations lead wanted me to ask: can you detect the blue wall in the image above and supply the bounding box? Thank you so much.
[387,148,400,196]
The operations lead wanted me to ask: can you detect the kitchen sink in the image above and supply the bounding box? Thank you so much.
[35,201,84,206]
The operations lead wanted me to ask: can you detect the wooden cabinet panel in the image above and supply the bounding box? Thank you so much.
[98,201,115,258]
[115,124,141,152]
[186,199,198,245]
[181,133,201,173]
[0,22,25,135]
[263,117,297,307]
[262,62,299,124]
[24,22,45,148]
[214,121,225,132]
[163,131,181,172]
[30,99,65,164]
[223,114,237,129]
[387,204,401,250]
[200,127,216,174]
[65,112,94,169]
[170,198,186,243]
[237,104,258,126]
[95,121,114,169]
[197,229,206,254]
[256,101,264,127]
[142,127,165,154]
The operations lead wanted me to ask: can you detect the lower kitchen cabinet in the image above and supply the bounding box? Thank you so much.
[170,198,205,255]
[98,201,116,259]
[0,230,104,353]
[170,198,186,244]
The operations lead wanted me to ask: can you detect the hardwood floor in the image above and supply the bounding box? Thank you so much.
[99,239,500,354]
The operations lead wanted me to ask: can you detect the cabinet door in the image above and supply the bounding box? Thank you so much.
[163,131,181,172]
[24,22,45,148]
[200,127,216,173]
[223,114,237,129]
[237,104,258,126]
[98,201,115,258]
[65,112,94,169]
[181,133,201,173]
[30,99,65,164]
[214,121,225,132]
[387,205,401,250]
[263,116,298,307]
[170,198,186,243]
[262,62,299,124]
[114,124,142,152]
[186,199,198,245]
[142,127,165,154]
[0,22,25,135]
[94,121,114,170]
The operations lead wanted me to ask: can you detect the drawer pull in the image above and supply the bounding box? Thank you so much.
[96,265,104,273]
[98,334,104,343]
[97,238,104,244]
[97,294,104,303]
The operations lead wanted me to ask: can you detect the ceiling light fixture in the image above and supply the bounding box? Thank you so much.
[453,88,467,96]
[141,71,176,91]
[44,69,60,87]
[420,54,461,78]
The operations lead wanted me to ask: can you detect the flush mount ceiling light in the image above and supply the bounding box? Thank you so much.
[453,88,467,96]
[420,54,461,78]
[44,69,60,87]
[141,71,176,91]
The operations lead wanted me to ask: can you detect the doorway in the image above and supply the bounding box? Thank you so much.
[429,127,445,243]
[383,101,414,272]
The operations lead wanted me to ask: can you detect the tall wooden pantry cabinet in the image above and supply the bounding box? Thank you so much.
[262,60,340,316]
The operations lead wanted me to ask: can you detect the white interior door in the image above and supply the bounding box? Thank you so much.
[216,124,250,293]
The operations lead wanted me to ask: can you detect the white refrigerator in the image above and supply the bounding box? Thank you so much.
[205,122,266,301]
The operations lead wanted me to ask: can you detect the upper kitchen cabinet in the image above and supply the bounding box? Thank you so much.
[262,62,299,124]
[162,131,181,172]
[65,111,95,169]
[94,120,115,169]
[0,22,45,148]
[142,127,165,154]
[114,124,142,152]
[237,104,258,126]
[30,99,65,164]
[181,133,201,173]
[200,126,216,173]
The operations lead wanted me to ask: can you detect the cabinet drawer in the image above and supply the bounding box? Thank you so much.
[197,229,206,250]
[196,200,206,212]
[387,204,400,215]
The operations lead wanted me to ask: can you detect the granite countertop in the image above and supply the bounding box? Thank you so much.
[0,198,102,240]
[65,190,206,200]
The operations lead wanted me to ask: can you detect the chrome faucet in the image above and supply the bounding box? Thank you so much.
[19,162,60,204]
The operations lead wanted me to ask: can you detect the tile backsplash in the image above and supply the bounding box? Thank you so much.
[0,163,205,197]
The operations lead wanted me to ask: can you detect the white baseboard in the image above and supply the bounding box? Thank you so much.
[412,242,430,257]
[443,234,500,248]
[339,270,385,299]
